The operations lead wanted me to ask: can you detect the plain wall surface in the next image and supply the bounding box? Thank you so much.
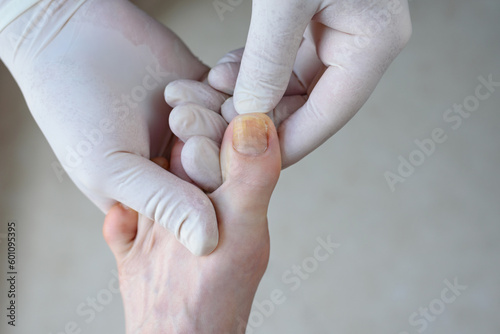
[1,0,499,333]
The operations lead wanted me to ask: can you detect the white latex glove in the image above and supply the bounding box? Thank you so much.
[165,77,300,192]
[209,0,413,168]
[0,0,219,255]
[165,79,229,193]
[165,0,411,190]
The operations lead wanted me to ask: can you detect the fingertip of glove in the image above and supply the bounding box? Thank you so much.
[164,81,179,106]
[184,218,219,256]
[208,64,237,95]
[177,195,219,256]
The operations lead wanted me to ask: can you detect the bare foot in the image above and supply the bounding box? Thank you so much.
[103,113,281,333]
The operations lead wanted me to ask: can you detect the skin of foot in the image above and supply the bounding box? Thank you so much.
[103,113,281,334]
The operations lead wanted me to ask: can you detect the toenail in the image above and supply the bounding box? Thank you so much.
[232,114,268,156]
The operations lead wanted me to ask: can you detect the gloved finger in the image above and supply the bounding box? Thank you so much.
[134,157,170,240]
[208,61,240,95]
[208,48,244,95]
[221,96,306,129]
[221,98,238,124]
[169,138,195,184]
[169,103,228,143]
[208,46,315,97]
[97,152,219,256]
[165,79,228,111]
[181,136,222,193]
[216,47,245,65]
[268,95,307,129]
[278,23,411,168]
[233,0,317,113]
[290,32,325,95]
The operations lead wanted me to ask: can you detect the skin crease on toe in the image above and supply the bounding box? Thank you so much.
[103,113,281,333]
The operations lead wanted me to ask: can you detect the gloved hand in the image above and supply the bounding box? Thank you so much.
[165,0,411,190]
[0,0,219,255]
[209,0,413,168]
[165,77,296,192]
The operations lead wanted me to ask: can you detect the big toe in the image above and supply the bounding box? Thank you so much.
[210,113,281,218]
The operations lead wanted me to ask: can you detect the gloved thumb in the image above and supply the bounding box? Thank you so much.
[234,0,315,114]
[84,153,219,256]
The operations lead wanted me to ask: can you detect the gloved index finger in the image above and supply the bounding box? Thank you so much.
[233,0,317,114]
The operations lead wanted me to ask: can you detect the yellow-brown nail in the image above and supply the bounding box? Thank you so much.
[232,114,268,155]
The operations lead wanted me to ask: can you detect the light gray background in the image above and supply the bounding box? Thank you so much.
[1,0,499,333]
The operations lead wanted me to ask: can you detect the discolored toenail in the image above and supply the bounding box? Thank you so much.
[232,114,268,156]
